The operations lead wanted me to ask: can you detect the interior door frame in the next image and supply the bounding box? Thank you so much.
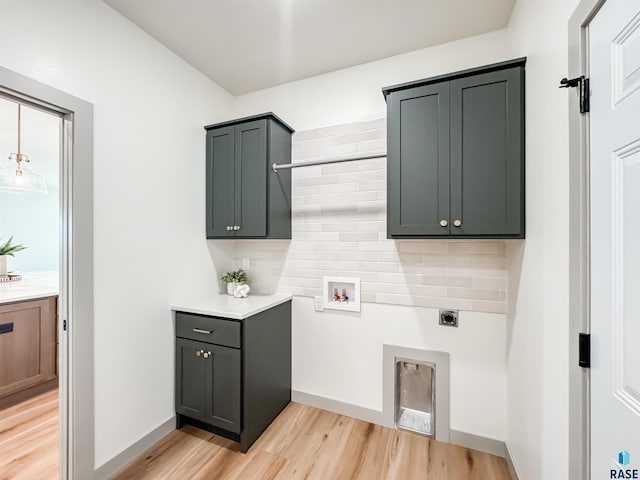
[0,66,94,480]
[568,1,606,479]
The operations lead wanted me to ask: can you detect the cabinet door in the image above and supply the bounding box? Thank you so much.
[205,344,241,434]
[450,67,524,236]
[387,83,450,236]
[175,338,208,422]
[234,120,267,237]
[0,298,57,399]
[206,126,235,238]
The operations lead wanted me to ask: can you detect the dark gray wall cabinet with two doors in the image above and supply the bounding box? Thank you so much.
[383,58,526,239]
[175,300,292,452]
[205,113,294,239]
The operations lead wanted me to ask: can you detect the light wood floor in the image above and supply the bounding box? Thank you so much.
[116,402,511,480]
[0,388,59,480]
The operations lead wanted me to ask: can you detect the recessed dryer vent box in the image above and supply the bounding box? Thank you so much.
[322,276,361,312]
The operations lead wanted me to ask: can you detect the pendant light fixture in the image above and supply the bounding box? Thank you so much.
[0,103,48,194]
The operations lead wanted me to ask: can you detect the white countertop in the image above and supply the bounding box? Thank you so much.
[172,293,292,320]
[0,271,59,304]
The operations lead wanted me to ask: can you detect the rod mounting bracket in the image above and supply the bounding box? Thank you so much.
[559,75,590,114]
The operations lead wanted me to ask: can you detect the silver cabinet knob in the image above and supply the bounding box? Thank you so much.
[453,219,462,227]
[440,219,448,227]
[233,225,240,231]
[203,351,212,359]
[226,226,232,231]
[196,349,203,357]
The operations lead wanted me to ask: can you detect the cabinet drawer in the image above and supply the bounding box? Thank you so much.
[175,312,241,348]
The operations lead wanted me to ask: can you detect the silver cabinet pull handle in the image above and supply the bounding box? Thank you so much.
[203,351,212,359]
[226,226,232,231]
[440,219,448,227]
[453,219,462,227]
[196,349,203,357]
[192,328,212,334]
[233,225,240,231]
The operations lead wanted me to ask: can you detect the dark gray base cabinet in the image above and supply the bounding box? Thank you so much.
[383,58,526,239]
[175,300,291,452]
[205,113,294,239]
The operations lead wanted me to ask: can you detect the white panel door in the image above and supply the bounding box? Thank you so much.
[590,0,640,477]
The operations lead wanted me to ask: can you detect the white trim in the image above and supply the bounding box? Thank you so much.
[505,444,521,480]
[0,66,95,480]
[292,389,384,425]
[292,389,506,458]
[94,417,176,480]
[568,1,606,479]
[449,430,506,458]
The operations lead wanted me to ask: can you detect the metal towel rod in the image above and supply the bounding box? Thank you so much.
[272,152,387,173]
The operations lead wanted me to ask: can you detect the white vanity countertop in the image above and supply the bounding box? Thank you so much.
[0,271,59,304]
[172,293,292,320]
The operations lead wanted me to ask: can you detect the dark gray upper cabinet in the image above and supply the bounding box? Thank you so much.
[387,82,450,236]
[205,113,294,239]
[383,58,525,239]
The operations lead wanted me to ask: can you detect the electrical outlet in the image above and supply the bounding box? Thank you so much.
[439,309,458,327]
[242,258,250,270]
[314,296,324,312]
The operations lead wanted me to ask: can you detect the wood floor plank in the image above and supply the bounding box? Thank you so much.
[115,402,512,480]
[0,389,59,480]
[0,388,511,480]
[330,419,393,480]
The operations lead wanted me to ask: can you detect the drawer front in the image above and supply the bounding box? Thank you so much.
[175,312,241,348]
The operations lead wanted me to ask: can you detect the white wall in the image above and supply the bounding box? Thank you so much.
[0,99,61,272]
[234,8,580,477]
[0,188,59,271]
[0,0,234,469]
[234,120,509,314]
[292,297,507,440]
[231,31,520,442]
[505,0,579,479]
[0,0,581,474]
[234,29,511,130]
[230,119,509,441]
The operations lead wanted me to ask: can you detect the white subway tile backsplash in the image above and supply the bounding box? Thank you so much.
[319,123,360,137]
[231,119,508,315]
[375,293,416,306]
[447,287,500,301]
[339,232,379,242]
[423,275,473,288]
[357,138,387,152]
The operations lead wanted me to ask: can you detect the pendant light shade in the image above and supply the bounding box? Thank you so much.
[0,103,48,195]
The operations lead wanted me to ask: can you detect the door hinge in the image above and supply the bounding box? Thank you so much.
[559,76,590,114]
[579,333,590,368]
[63,319,67,331]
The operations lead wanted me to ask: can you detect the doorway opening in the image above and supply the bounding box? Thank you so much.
[0,93,63,478]
[0,66,94,480]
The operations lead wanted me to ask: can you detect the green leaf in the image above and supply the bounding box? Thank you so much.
[0,236,27,256]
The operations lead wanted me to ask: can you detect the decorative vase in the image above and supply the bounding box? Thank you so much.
[0,255,6,277]
[227,282,240,295]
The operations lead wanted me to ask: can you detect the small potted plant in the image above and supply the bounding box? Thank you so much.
[220,269,248,295]
[0,236,26,277]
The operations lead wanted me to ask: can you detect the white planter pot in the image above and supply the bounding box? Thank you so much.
[0,255,7,277]
[227,282,240,295]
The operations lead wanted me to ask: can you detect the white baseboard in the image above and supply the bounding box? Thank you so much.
[94,416,175,480]
[449,429,506,458]
[505,444,520,480]
[292,389,384,425]
[292,389,507,459]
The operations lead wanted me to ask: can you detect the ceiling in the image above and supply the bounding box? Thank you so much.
[103,0,516,95]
